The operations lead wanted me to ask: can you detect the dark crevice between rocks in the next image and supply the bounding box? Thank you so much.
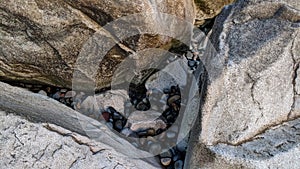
[288,33,299,119]
[184,64,209,169]
[212,114,300,147]
[198,17,216,35]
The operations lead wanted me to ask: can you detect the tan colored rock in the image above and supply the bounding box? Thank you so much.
[194,0,234,26]
[0,0,195,90]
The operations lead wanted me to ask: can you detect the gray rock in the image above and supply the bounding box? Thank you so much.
[78,89,129,118]
[145,58,190,92]
[0,111,159,169]
[0,82,158,159]
[127,110,166,132]
[65,91,76,98]
[187,0,300,168]
[174,160,183,169]
[38,90,47,96]
[201,0,300,146]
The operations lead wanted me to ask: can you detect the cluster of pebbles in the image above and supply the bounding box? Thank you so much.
[8,28,206,169]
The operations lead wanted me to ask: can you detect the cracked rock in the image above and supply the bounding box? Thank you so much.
[186,0,300,168]
[0,111,159,169]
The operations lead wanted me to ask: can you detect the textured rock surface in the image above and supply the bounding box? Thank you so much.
[0,0,195,90]
[79,89,129,118]
[127,110,166,132]
[186,0,300,168]
[0,81,158,160]
[202,0,300,146]
[0,111,159,169]
[194,0,234,25]
[145,58,190,92]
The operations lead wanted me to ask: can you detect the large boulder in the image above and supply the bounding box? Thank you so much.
[0,0,195,90]
[187,0,300,168]
[0,81,158,160]
[0,111,159,169]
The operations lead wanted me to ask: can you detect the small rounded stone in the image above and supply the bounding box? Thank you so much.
[60,89,68,93]
[52,91,61,100]
[65,91,76,98]
[101,112,110,122]
[166,131,176,139]
[149,143,161,155]
[113,120,124,131]
[160,157,172,166]
[167,95,181,106]
[174,160,183,169]
[38,90,47,96]
[188,60,196,67]
[160,149,172,158]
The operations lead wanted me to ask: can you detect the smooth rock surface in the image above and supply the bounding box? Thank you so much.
[0,111,159,169]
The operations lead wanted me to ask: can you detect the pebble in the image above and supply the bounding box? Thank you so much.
[160,149,172,158]
[176,139,188,152]
[167,95,181,106]
[65,91,76,98]
[60,88,68,93]
[137,128,155,137]
[160,157,172,166]
[52,91,61,100]
[101,111,110,122]
[38,90,47,96]
[174,160,183,169]
[149,143,161,155]
[113,119,124,132]
[166,131,176,139]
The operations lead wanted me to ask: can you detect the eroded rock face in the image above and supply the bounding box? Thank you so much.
[202,0,300,146]
[0,0,195,90]
[187,0,300,168]
[194,0,234,26]
[0,111,159,169]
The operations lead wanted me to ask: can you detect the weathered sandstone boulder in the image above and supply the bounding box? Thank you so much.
[0,0,195,90]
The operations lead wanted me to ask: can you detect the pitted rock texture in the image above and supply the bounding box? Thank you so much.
[194,0,234,26]
[0,111,159,169]
[0,81,157,159]
[186,0,300,168]
[188,118,300,169]
[0,0,195,90]
[201,0,300,146]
